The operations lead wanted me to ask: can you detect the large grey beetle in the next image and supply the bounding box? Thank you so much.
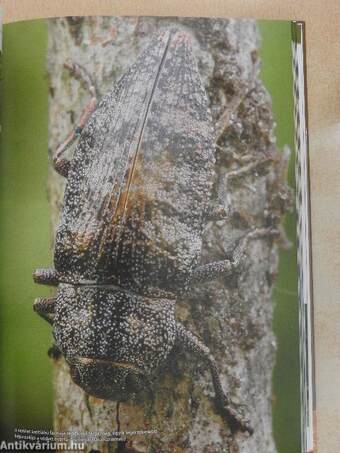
[33,29,268,435]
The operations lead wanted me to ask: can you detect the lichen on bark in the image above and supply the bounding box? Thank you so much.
[47,16,291,453]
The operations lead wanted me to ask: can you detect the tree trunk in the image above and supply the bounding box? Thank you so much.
[47,16,290,453]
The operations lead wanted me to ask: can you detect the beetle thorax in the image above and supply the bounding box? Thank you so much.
[53,283,177,400]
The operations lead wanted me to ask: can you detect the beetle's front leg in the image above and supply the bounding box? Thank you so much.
[53,62,98,177]
[33,297,61,358]
[33,297,56,326]
[33,268,59,286]
[175,322,253,435]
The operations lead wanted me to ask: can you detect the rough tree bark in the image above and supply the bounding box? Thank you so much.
[47,17,290,453]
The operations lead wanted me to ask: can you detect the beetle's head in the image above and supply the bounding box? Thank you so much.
[53,284,176,400]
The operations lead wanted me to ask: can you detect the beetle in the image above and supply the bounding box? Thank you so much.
[33,29,271,435]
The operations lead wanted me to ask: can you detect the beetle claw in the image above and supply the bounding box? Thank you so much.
[218,398,253,435]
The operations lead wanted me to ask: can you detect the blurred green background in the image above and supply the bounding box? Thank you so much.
[0,19,300,452]
[0,20,52,438]
[259,21,300,453]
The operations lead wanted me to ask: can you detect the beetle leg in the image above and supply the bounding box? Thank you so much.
[53,62,98,177]
[205,204,255,231]
[33,268,59,286]
[33,297,56,326]
[205,204,228,222]
[224,157,272,183]
[204,205,256,234]
[190,259,234,284]
[48,344,62,360]
[191,227,279,284]
[175,322,253,435]
[213,93,247,143]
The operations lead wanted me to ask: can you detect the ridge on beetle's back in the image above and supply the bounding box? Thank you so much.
[55,29,215,295]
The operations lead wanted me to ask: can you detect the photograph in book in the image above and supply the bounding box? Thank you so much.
[0,16,301,453]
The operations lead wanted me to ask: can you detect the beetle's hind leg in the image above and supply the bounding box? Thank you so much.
[53,62,98,177]
[175,322,253,435]
[33,268,59,286]
[190,227,279,284]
